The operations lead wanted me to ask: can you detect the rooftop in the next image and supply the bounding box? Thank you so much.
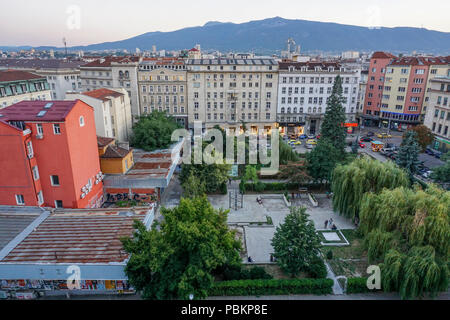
[0,210,149,264]
[0,100,80,122]
[97,136,115,148]
[186,58,277,66]
[389,56,450,66]
[0,58,84,70]
[371,52,397,59]
[279,61,342,71]
[101,145,132,159]
[83,88,124,102]
[0,211,41,252]
[81,56,140,68]
[0,70,45,83]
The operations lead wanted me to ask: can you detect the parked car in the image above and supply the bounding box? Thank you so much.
[299,134,308,139]
[359,142,366,148]
[377,133,392,139]
[306,139,317,145]
[307,134,316,139]
[316,134,321,140]
[434,151,442,159]
[360,137,373,142]
[293,141,302,146]
[425,147,434,155]
[367,132,375,137]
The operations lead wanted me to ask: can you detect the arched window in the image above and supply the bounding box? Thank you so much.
[300,108,304,113]
[125,71,129,78]
[281,107,285,113]
[313,107,317,113]
[293,107,297,114]
[119,71,124,78]
[308,107,311,113]
[287,107,291,114]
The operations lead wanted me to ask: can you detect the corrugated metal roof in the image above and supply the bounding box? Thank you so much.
[0,214,39,251]
[1,211,147,264]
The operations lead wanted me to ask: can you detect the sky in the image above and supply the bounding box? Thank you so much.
[1,0,449,47]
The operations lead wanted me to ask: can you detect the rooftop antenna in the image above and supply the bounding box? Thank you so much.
[63,37,67,56]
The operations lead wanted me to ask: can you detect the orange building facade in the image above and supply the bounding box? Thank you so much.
[0,100,104,208]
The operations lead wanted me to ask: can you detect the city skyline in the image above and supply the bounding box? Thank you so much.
[1,0,450,47]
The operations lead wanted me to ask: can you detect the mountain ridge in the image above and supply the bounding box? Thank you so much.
[2,17,450,54]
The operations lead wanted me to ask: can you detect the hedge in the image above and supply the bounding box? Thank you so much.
[244,182,330,192]
[346,278,370,294]
[209,278,333,296]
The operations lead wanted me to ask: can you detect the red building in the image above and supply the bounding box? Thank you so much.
[362,51,397,127]
[0,100,104,208]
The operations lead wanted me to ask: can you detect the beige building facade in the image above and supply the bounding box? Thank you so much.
[186,58,279,135]
[138,58,188,128]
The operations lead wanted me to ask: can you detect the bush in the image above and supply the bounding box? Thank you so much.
[307,256,328,279]
[209,278,334,296]
[346,277,370,294]
[222,266,272,281]
[326,250,333,260]
[255,182,265,192]
[220,183,228,195]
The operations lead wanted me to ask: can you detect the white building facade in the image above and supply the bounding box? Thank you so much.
[277,61,361,136]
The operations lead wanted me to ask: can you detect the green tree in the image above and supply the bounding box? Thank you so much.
[405,125,434,153]
[121,196,242,300]
[306,139,341,183]
[431,152,450,183]
[271,207,322,277]
[130,111,181,151]
[180,162,231,194]
[332,157,409,219]
[182,173,206,198]
[320,75,347,153]
[396,130,422,178]
[279,161,310,184]
[279,137,300,165]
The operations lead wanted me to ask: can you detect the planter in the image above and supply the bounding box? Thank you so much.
[308,193,319,207]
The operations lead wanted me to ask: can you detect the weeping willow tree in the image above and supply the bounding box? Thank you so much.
[331,157,409,219]
[360,184,450,299]
[360,185,450,258]
[381,246,448,300]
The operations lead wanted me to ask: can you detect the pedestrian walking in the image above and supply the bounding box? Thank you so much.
[248,256,253,263]
[324,220,329,229]
[329,218,334,227]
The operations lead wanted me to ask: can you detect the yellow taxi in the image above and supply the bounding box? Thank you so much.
[377,133,392,139]
[293,141,302,145]
[306,139,317,145]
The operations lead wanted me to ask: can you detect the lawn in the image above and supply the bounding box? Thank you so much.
[321,229,369,278]
[243,264,309,280]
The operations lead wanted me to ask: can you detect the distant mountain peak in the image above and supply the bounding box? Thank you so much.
[204,21,225,27]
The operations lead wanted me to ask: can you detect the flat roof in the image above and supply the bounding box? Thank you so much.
[0,212,40,251]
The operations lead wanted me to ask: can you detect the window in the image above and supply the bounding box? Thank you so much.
[37,191,44,205]
[55,200,63,208]
[53,124,61,135]
[26,141,34,158]
[51,175,60,186]
[32,166,40,181]
[79,116,85,127]
[16,195,25,205]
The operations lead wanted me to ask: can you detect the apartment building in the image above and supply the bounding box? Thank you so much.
[80,56,141,119]
[186,58,279,134]
[356,70,369,123]
[66,88,133,142]
[138,58,188,128]
[0,59,83,100]
[363,53,450,130]
[0,100,104,209]
[277,61,361,136]
[0,70,51,109]
[424,77,450,153]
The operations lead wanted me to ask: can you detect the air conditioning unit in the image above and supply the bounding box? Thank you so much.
[36,134,44,140]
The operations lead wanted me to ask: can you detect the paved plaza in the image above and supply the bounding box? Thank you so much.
[208,192,356,263]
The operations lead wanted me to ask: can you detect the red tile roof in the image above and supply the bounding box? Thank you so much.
[1,211,147,264]
[389,56,450,66]
[0,70,45,82]
[0,101,79,122]
[81,56,139,68]
[101,145,132,159]
[83,88,124,101]
[97,136,115,148]
[371,52,397,59]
